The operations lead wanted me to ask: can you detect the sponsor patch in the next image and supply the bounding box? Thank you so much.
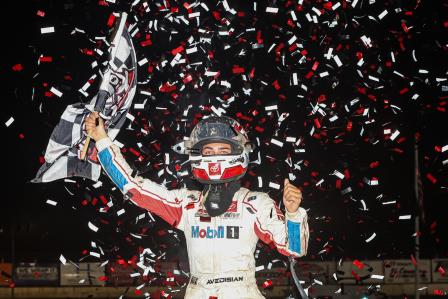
[208,163,221,175]
[191,225,240,239]
[206,276,244,284]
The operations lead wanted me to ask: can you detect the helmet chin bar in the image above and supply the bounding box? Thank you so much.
[190,153,249,184]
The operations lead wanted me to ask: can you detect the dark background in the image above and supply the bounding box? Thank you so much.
[1,0,447,268]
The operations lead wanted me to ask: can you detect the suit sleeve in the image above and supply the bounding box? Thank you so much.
[253,193,309,257]
[95,137,184,229]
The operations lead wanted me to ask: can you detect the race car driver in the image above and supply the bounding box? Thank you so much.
[85,113,309,299]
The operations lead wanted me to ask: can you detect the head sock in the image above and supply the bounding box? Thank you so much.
[202,181,241,217]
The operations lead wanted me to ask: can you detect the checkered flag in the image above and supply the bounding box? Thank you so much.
[33,13,137,183]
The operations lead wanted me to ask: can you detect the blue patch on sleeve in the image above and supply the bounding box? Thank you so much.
[287,220,301,254]
[98,149,128,191]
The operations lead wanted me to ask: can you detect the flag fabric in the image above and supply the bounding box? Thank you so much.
[33,14,137,183]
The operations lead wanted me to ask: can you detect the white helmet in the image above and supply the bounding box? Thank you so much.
[185,116,253,184]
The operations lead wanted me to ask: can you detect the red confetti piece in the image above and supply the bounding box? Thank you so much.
[369,161,380,168]
[12,64,23,71]
[232,66,245,74]
[272,80,281,90]
[433,289,444,296]
[410,254,417,266]
[39,56,53,63]
[399,87,409,95]
[44,91,54,97]
[107,14,116,27]
[426,173,437,184]
[353,259,364,269]
[171,45,184,56]
[262,279,273,289]
[141,39,152,47]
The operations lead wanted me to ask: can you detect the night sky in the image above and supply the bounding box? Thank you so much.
[1,0,447,270]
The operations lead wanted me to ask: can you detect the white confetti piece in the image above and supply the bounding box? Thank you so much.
[313,278,323,285]
[390,130,400,141]
[59,254,67,265]
[399,215,411,220]
[378,10,388,20]
[288,35,297,45]
[270,138,284,147]
[266,7,279,13]
[292,73,298,85]
[88,222,99,232]
[46,199,57,206]
[357,57,364,66]
[369,75,380,82]
[41,26,55,34]
[138,57,148,66]
[5,117,14,127]
[333,55,342,67]
[269,182,280,190]
[332,2,341,10]
[371,274,384,280]
[329,115,338,122]
[361,35,372,48]
[333,170,345,179]
[50,87,63,97]
[117,209,125,216]
[382,200,396,205]
[365,232,376,242]
[441,145,448,152]
[92,181,103,188]
[186,47,198,54]
[256,265,265,271]
[325,48,333,60]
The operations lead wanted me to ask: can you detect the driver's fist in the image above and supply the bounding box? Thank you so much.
[84,112,107,142]
[283,178,302,214]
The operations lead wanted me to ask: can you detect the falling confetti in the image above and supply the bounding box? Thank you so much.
[4,0,448,297]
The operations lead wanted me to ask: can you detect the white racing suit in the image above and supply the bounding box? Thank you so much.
[96,137,309,299]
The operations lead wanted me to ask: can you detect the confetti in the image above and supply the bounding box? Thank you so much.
[20,1,448,294]
[5,117,14,127]
[88,222,99,232]
[45,199,57,206]
[40,26,55,34]
[59,255,67,265]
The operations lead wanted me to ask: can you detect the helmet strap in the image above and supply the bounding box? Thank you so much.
[202,181,241,217]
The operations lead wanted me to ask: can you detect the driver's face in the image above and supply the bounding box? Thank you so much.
[201,143,232,156]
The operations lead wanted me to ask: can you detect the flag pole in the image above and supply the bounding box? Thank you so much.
[414,134,420,299]
[80,13,128,160]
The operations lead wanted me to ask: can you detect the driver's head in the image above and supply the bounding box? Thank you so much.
[185,116,253,184]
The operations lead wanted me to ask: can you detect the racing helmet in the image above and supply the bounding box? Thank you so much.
[185,116,253,184]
